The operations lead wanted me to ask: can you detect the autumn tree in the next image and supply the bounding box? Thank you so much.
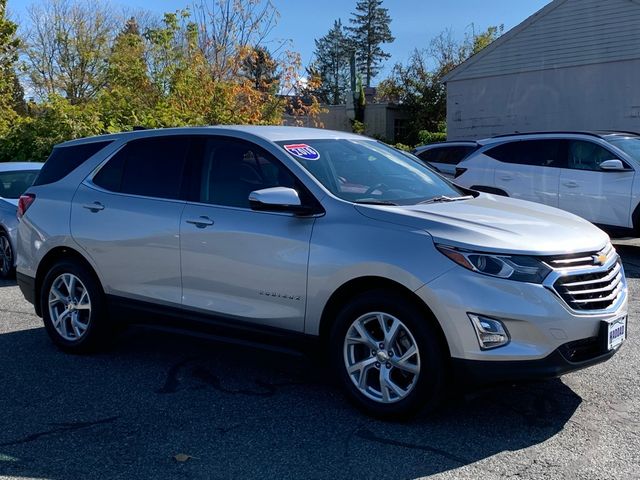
[242,46,280,93]
[346,0,394,87]
[24,0,117,103]
[312,19,352,105]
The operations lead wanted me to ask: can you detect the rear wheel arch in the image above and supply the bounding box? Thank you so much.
[34,247,102,317]
[318,276,450,358]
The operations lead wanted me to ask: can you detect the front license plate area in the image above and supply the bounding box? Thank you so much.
[606,316,627,351]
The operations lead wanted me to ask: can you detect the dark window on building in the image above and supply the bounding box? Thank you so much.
[485,140,566,168]
[34,141,112,186]
[93,136,189,200]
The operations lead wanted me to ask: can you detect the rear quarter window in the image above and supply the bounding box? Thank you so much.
[34,141,112,186]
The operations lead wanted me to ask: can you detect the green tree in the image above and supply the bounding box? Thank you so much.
[100,17,157,131]
[0,0,21,133]
[312,19,352,105]
[346,0,394,87]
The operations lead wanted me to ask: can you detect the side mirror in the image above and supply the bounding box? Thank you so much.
[249,187,311,215]
[600,159,626,171]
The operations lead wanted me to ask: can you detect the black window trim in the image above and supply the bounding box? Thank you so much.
[86,134,325,215]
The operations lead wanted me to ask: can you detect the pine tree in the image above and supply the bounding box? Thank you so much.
[0,0,21,131]
[312,19,352,105]
[346,0,394,87]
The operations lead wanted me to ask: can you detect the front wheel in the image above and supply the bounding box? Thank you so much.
[41,260,112,353]
[329,290,447,419]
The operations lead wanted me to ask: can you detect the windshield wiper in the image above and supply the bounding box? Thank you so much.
[353,199,399,206]
[417,195,474,205]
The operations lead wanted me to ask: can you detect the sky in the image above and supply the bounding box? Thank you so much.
[8,0,551,80]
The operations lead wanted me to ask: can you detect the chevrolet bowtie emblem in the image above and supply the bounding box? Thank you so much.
[592,254,607,265]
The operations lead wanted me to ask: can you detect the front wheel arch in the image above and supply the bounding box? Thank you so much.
[318,276,450,359]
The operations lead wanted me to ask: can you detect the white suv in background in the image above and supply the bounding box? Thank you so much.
[454,132,640,233]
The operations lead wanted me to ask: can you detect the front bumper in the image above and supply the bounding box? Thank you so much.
[451,330,620,386]
[415,262,628,371]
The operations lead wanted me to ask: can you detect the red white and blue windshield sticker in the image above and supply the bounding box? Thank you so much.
[283,144,320,161]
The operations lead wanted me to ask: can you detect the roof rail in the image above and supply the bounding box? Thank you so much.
[491,131,605,139]
[594,130,640,137]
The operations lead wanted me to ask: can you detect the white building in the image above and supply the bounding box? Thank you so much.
[443,0,640,140]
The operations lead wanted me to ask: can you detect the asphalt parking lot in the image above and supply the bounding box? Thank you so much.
[0,242,638,480]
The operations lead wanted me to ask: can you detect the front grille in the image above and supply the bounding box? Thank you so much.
[546,243,614,269]
[558,337,604,363]
[552,260,623,311]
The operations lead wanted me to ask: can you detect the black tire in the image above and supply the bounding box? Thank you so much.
[40,259,113,353]
[0,231,15,279]
[329,290,447,419]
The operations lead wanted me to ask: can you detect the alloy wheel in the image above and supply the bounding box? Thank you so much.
[48,273,92,341]
[343,312,421,403]
[0,235,12,275]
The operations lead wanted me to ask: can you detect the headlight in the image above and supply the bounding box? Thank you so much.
[436,245,551,283]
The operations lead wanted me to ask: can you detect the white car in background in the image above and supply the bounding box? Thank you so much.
[0,162,43,278]
[412,141,479,178]
[454,131,640,233]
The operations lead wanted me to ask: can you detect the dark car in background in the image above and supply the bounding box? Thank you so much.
[412,141,479,178]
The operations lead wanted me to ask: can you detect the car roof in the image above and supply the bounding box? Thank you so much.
[57,126,367,148]
[477,130,640,146]
[413,141,478,152]
[0,162,43,172]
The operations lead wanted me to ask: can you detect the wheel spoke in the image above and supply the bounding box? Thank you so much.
[76,290,91,310]
[384,317,401,348]
[391,345,419,374]
[52,309,69,328]
[348,321,378,349]
[381,368,406,399]
[49,286,66,304]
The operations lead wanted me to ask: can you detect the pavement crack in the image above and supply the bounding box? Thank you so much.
[0,416,119,447]
[354,426,470,465]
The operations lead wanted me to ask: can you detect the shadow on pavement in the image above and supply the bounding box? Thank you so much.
[0,326,581,480]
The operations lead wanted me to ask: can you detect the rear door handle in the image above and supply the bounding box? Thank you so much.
[499,175,513,181]
[186,216,214,228]
[563,181,579,188]
[82,202,105,212]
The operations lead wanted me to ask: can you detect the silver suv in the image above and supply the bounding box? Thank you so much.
[16,126,628,418]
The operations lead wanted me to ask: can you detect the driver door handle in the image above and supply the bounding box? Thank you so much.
[563,181,579,188]
[186,216,214,228]
[82,202,105,212]
[499,175,513,181]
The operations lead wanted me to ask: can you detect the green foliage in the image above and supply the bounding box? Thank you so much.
[346,0,394,87]
[311,19,352,105]
[351,119,365,134]
[0,96,104,162]
[393,143,411,151]
[418,131,447,145]
[0,0,21,133]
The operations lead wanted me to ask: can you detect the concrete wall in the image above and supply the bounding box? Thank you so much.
[447,58,640,140]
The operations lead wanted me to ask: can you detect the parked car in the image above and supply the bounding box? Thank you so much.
[16,127,627,418]
[0,162,43,278]
[454,131,640,233]
[412,141,479,178]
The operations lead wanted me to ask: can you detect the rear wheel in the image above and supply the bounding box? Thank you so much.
[329,290,447,419]
[0,232,15,279]
[41,260,113,353]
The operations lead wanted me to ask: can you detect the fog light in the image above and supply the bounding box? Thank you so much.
[468,314,510,350]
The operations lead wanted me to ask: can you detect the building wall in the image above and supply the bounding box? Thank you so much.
[447,58,640,140]
[315,103,408,141]
[451,0,640,82]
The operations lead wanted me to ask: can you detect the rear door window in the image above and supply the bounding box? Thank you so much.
[486,140,566,168]
[93,136,189,200]
[34,141,111,186]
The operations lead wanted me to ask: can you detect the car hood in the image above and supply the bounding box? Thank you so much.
[355,194,609,256]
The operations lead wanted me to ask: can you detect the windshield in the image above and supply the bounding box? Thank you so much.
[277,139,466,205]
[607,137,640,162]
[0,170,40,199]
